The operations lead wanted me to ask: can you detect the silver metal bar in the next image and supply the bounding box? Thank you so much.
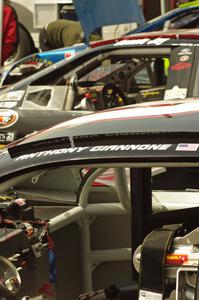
[49,206,84,233]
[85,203,129,216]
[79,168,107,208]
[176,267,198,300]
[114,168,131,211]
[89,248,131,262]
[80,216,93,292]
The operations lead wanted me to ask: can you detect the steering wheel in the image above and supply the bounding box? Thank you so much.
[101,83,128,109]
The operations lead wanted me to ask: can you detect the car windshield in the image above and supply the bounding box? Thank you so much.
[2,41,199,112]
[20,45,170,110]
[1,154,199,209]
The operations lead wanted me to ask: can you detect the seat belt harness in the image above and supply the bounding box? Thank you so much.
[138,225,181,300]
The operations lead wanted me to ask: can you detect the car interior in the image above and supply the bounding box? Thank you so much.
[1,161,199,299]
[4,44,199,112]
[19,48,170,112]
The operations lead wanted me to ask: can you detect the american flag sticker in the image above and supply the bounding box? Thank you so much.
[176,144,199,151]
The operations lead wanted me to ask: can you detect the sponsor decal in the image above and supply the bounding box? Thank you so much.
[0,110,18,128]
[171,62,191,71]
[0,91,25,101]
[139,290,162,300]
[115,38,150,46]
[6,132,15,142]
[14,144,172,161]
[0,102,17,109]
[179,55,189,62]
[0,132,15,143]
[114,38,170,46]
[176,143,199,151]
[164,85,187,100]
[142,91,160,98]
[165,254,188,265]
[147,37,170,45]
[14,147,89,161]
[178,48,192,55]
[89,144,171,151]
[64,50,76,59]
[21,56,53,66]
[0,133,6,142]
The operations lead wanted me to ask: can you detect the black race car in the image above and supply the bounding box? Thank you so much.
[1,99,199,299]
[1,29,199,146]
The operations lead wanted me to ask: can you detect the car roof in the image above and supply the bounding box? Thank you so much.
[0,99,198,180]
[128,5,199,34]
[95,28,199,48]
[7,98,199,148]
[2,29,199,95]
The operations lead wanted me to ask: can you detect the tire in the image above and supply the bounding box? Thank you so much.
[6,23,37,64]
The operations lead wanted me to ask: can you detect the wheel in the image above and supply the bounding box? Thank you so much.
[101,83,129,109]
[6,23,37,64]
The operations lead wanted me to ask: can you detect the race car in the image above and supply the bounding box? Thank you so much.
[1,98,199,299]
[1,5,199,86]
[0,30,199,147]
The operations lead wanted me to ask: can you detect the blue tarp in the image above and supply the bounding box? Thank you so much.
[72,0,145,43]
